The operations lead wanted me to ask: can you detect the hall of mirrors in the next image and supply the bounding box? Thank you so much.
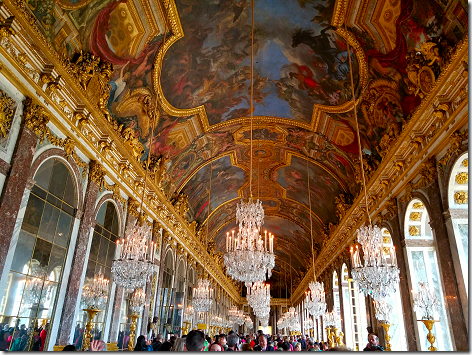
[0,0,468,351]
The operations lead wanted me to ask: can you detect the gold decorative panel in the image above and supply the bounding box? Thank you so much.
[383,229,390,235]
[462,159,468,167]
[409,212,422,221]
[383,236,391,244]
[455,172,468,184]
[383,247,390,254]
[0,89,15,139]
[409,225,420,236]
[412,202,424,209]
[454,191,468,204]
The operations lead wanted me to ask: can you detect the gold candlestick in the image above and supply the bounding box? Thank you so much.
[419,320,438,351]
[326,327,335,348]
[128,313,141,351]
[82,308,102,351]
[380,323,392,351]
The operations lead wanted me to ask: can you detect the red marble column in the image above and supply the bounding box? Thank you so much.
[387,210,417,351]
[425,180,468,350]
[0,121,40,278]
[56,160,104,345]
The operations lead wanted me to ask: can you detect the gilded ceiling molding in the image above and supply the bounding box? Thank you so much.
[22,97,50,135]
[88,160,106,188]
[291,37,468,304]
[437,129,469,176]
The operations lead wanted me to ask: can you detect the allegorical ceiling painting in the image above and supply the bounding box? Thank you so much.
[27,0,468,292]
[160,0,360,126]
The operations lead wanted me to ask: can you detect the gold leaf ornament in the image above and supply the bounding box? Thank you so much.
[455,172,468,184]
[454,191,468,204]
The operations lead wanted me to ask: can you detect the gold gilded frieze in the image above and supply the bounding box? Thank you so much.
[0,89,15,138]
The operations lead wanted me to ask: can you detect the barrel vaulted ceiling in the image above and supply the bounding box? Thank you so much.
[29,0,467,295]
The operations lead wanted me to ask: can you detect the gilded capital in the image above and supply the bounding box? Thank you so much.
[127,197,141,218]
[88,160,106,187]
[0,89,15,139]
[22,97,49,136]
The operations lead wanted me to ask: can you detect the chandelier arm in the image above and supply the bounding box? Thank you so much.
[345,24,371,226]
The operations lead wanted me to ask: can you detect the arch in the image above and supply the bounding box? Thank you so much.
[94,193,125,238]
[29,147,84,213]
[403,198,453,350]
[442,145,468,210]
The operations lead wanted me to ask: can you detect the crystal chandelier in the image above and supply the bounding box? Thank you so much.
[304,281,326,318]
[129,288,146,314]
[81,269,109,310]
[23,266,52,307]
[323,310,339,328]
[351,225,400,300]
[373,297,393,323]
[228,306,245,326]
[184,305,195,322]
[259,314,269,327]
[224,201,275,286]
[284,307,299,330]
[304,317,314,330]
[192,278,213,313]
[412,282,440,320]
[246,281,270,310]
[112,221,155,289]
[244,315,253,329]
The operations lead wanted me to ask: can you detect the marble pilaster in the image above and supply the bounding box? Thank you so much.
[0,124,38,278]
[386,211,417,351]
[56,176,100,345]
[425,180,468,350]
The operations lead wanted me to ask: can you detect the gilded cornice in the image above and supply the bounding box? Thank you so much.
[0,2,240,303]
[291,36,469,304]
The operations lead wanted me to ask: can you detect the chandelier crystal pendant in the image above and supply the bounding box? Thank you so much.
[350,225,400,300]
[192,278,214,313]
[81,268,109,310]
[304,281,327,318]
[224,200,275,286]
[112,221,155,289]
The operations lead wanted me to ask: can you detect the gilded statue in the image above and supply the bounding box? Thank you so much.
[172,193,190,217]
[334,193,352,221]
[122,126,144,161]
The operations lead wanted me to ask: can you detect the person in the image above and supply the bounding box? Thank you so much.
[218,334,228,351]
[299,335,307,350]
[253,334,274,351]
[62,344,77,351]
[148,317,158,340]
[172,338,186,351]
[159,341,173,351]
[307,341,316,351]
[152,333,163,351]
[281,342,291,351]
[88,339,107,351]
[241,343,254,351]
[363,333,384,351]
[294,342,301,351]
[39,323,49,351]
[185,330,206,352]
[226,333,239,351]
[134,335,152,351]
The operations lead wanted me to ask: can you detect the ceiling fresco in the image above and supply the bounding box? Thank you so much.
[29,0,468,293]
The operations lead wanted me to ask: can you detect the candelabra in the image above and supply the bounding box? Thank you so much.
[323,310,339,348]
[112,221,155,289]
[192,278,213,312]
[80,269,109,351]
[350,225,400,301]
[183,304,194,333]
[373,297,393,351]
[128,288,145,351]
[412,283,440,351]
[224,198,275,286]
[304,281,327,318]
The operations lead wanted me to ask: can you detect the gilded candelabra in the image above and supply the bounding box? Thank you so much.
[326,327,335,348]
[419,320,438,351]
[82,308,102,351]
[182,321,191,335]
[380,323,392,351]
[335,329,345,347]
[128,314,140,351]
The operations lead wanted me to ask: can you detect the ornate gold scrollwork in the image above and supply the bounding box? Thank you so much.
[334,193,352,221]
[127,197,141,218]
[40,72,62,98]
[0,16,15,39]
[413,202,424,209]
[409,212,421,221]
[0,89,15,138]
[88,160,106,188]
[172,192,190,219]
[22,97,50,136]
[462,159,468,167]
[438,130,468,175]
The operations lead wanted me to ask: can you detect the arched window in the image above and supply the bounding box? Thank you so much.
[158,250,174,337]
[447,152,468,297]
[333,271,340,317]
[74,201,119,349]
[404,199,452,350]
[173,260,185,334]
[0,158,77,351]
[378,228,407,351]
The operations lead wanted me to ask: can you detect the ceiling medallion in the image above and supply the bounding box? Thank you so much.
[454,190,468,204]
[455,172,468,184]
[409,212,422,221]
